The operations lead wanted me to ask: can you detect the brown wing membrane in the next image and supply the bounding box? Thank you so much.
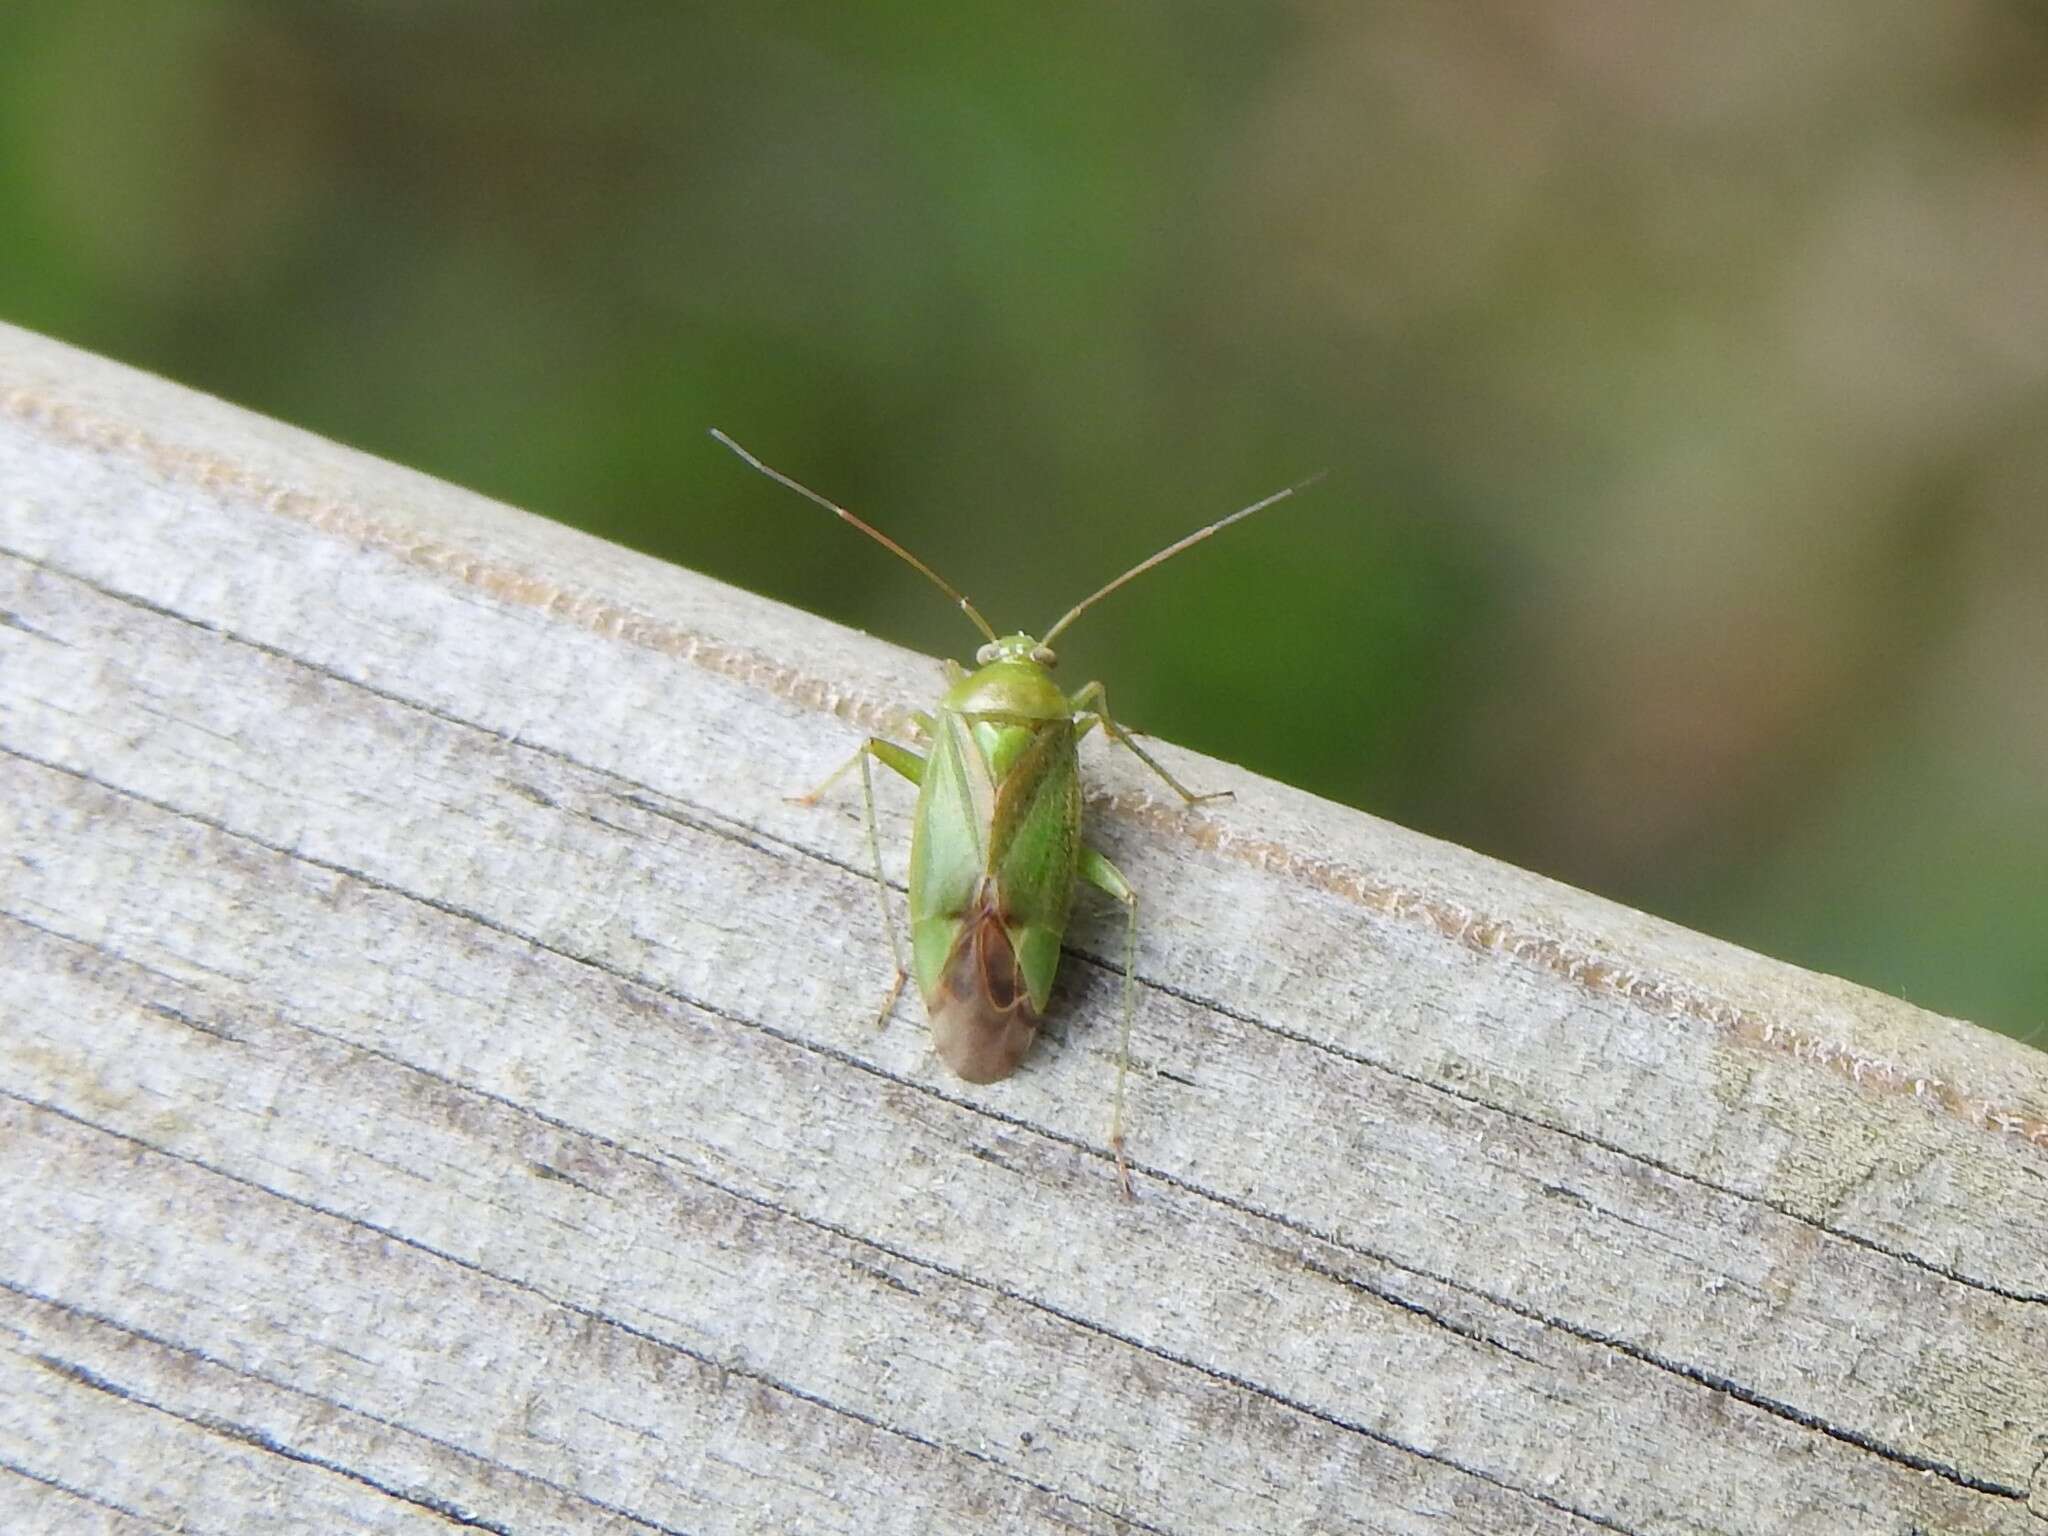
[928,898,1040,1084]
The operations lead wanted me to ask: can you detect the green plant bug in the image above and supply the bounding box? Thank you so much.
[712,428,1317,1194]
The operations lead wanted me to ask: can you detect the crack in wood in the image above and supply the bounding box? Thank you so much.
[140,999,240,1044]
[528,1160,606,1197]
[34,1351,524,1535]
[3,1278,693,1536]
[1292,1250,1541,1367]
[0,1455,154,1527]
[0,606,67,644]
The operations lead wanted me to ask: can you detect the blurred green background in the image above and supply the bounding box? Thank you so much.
[5,3,2044,1044]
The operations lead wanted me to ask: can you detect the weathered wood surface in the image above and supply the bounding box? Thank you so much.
[1,320,2044,1535]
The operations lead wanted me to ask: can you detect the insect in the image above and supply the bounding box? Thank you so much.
[712,429,1316,1193]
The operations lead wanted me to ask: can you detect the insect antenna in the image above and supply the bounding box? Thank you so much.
[710,429,1000,645]
[1039,469,1327,646]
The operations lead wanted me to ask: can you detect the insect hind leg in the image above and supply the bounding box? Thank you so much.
[1079,846,1140,1199]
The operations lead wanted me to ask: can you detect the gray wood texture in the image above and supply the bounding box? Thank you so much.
[2,319,2044,1535]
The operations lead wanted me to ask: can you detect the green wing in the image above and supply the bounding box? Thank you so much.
[987,719,1082,1013]
[908,709,995,999]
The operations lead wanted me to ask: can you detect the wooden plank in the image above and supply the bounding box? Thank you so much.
[2,319,2044,1534]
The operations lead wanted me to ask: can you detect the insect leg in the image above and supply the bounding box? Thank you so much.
[791,736,924,804]
[1069,680,1231,805]
[793,737,927,1028]
[1079,846,1140,1200]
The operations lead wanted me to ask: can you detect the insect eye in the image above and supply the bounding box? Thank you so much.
[976,643,999,664]
[1032,646,1057,667]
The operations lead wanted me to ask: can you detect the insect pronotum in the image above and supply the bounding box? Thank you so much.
[713,428,1317,1194]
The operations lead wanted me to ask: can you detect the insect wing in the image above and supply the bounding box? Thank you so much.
[907,709,995,1001]
[928,902,1039,1083]
[986,718,1082,1015]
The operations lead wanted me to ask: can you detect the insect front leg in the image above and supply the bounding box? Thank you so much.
[1069,681,1230,805]
[1078,846,1141,1200]
[792,736,926,1029]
